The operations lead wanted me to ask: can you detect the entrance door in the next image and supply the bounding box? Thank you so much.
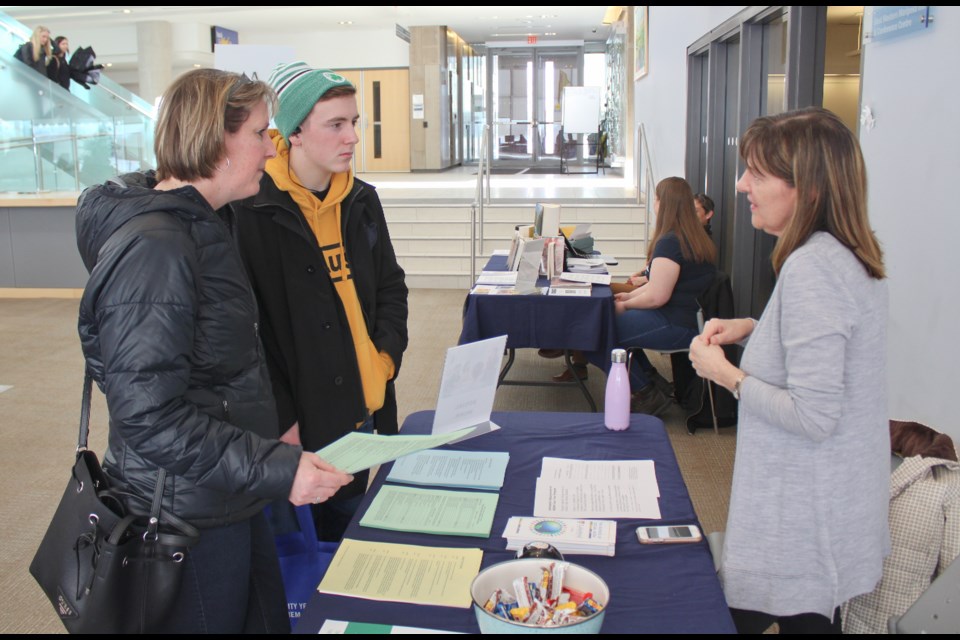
[490,50,535,165]
[536,49,580,165]
[335,68,410,173]
[488,47,582,168]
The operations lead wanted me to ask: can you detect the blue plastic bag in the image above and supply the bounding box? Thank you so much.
[267,504,338,628]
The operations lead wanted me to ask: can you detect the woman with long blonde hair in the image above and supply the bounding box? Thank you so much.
[16,25,51,76]
[615,176,717,415]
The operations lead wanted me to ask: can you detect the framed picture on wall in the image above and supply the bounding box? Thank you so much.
[634,6,649,80]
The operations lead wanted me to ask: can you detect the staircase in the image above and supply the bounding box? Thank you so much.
[383,201,649,289]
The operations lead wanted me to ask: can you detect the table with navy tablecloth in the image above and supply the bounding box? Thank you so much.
[293,410,735,634]
[458,254,620,410]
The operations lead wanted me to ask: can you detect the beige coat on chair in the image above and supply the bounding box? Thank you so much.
[842,455,960,633]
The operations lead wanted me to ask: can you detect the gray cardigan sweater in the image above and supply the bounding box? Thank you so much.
[720,232,890,618]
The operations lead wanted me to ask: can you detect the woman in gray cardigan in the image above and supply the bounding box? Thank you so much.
[690,107,889,634]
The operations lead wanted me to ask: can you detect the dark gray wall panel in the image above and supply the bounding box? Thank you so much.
[9,206,87,288]
[0,209,15,287]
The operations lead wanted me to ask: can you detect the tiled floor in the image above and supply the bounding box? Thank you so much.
[357,165,639,205]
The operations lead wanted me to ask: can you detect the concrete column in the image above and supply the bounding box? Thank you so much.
[136,21,173,106]
[410,26,452,170]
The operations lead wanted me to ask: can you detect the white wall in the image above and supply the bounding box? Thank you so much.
[633,6,745,180]
[859,6,960,439]
[32,21,409,96]
[241,28,409,70]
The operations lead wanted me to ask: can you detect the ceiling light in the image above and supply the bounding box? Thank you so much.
[122,8,132,14]
[339,21,352,26]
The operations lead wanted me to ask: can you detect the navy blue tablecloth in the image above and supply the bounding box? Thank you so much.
[294,411,735,634]
[458,255,618,372]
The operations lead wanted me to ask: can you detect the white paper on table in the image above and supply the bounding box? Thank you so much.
[566,257,605,268]
[475,271,517,286]
[548,286,591,297]
[319,619,461,634]
[516,237,545,294]
[431,335,506,441]
[559,271,612,285]
[533,477,662,519]
[541,458,660,497]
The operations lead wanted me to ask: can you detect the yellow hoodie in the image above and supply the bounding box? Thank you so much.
[265,132,394,423]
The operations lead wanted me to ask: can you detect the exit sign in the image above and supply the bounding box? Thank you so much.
[527,35,538,44]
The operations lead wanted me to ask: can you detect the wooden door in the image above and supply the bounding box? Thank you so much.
[335,68,410,173]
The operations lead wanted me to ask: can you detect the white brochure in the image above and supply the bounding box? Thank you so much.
[431,335,507,442]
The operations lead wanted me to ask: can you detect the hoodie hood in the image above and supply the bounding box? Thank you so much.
[75,171,214,273]
[264,130,354,209]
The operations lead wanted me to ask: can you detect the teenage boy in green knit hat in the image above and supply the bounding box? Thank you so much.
[229,61,408,541]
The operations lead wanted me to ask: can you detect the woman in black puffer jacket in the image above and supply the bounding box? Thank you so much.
[75,69,352,634]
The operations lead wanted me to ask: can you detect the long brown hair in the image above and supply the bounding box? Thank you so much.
[647,177,716,266]
[739,107,885,279]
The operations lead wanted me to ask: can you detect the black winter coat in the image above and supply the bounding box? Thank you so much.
[76,173,301,528]
[16,42,46,76]
[47,53,69,90]
[228,174,408,475]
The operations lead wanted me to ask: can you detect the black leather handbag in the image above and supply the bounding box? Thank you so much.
[29,375,200,633]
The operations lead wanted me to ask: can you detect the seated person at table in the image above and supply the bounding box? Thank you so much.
[694,192,716,237]
[610,191,716,296]
[614,177,716,416]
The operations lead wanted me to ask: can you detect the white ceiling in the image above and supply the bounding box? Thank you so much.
[1,5,616,45]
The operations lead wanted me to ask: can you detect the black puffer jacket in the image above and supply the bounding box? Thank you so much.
[76,173,301,528]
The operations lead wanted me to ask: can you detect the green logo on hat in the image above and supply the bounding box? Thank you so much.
[323,72,346,83]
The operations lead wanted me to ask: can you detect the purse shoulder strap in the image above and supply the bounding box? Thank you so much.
[77,374,93,452]
[78,376,197,543]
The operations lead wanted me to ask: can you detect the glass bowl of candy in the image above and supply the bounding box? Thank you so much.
[470,559,609,634]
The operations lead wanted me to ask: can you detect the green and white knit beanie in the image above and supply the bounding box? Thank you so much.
[268,61,354,142]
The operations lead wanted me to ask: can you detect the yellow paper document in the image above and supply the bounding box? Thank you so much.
[317,539,483,608]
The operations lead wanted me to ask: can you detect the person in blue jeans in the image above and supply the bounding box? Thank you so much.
[615,177,716,415]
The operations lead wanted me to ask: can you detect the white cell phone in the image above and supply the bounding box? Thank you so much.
[636,524,702,544]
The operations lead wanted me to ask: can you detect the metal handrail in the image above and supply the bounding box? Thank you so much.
[95,83,156,120]
[637,122,656,241]
[471,123,492,284]
[1,131,113,151]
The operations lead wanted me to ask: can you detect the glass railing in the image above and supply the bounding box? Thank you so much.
[0,11,156,193]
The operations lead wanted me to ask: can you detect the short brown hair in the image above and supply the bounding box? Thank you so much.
[648,177,717,266]
[155,69,277,182]
[890,420,957,461]
[319,85,357,101]
[739,107,885,279]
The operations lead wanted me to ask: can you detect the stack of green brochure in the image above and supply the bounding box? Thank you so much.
[360,485,499,537]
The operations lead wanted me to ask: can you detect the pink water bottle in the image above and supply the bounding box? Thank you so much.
[604,348,630,431]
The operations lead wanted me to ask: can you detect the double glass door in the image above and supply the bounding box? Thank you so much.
[488,47,581,167]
